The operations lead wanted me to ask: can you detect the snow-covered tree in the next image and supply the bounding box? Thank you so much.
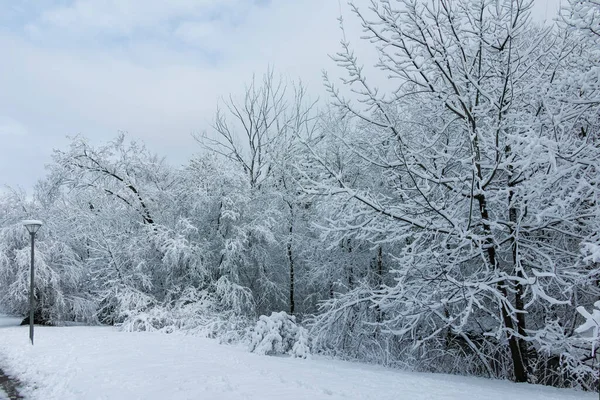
[196,70,319,316]
[302,0,600,385]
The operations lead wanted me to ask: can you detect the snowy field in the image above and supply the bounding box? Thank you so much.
[0,316,595,400]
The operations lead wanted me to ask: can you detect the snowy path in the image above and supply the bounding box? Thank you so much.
[0,322,595,400]
[0,314,23,399]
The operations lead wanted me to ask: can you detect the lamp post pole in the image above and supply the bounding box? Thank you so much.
[23,220,42,345]
[29,230,35,345]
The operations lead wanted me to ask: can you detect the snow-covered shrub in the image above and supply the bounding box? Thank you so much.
[118,287,210,333]
[249,311,310,358]
[119,304,170,332]
[119,287,252,341]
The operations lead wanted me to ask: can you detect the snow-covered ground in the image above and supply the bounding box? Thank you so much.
[0,314,22,400]
[0,317,595,400]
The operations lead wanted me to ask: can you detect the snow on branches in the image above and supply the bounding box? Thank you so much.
[249,311,310,358]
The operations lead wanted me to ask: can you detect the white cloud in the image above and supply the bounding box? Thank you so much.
[0,0,347,188]
[0,117,29,137]
[0,0,563,190]
[173,21,219,47]
[36,0,237,34]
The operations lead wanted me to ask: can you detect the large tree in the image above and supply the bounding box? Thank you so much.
[304,0,600,384]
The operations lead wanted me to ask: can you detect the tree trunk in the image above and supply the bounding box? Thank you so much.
[477,192,528,383]
[473,118,528,382]
[287,201,295,315]
[508,166,529,380]
[288,230,295,315]
[375,246,383,324]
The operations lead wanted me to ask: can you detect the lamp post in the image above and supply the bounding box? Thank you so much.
[23,220,43,345]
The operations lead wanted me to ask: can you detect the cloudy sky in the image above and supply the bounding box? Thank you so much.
[0,0,562,191]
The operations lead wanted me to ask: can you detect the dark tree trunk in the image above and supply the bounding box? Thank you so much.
[508,164,529,379]
[477,191,528,383]
[346,239,354,290]
[286,201,295,315]
[375,246,383,324]
[288,228,295,315]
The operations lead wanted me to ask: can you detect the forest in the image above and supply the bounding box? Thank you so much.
[1,0,599,391]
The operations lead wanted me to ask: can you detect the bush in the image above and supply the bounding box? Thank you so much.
[118,287,251,342]
[249,311,310,358]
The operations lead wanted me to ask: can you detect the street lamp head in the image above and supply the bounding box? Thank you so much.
[23,220,43,235]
